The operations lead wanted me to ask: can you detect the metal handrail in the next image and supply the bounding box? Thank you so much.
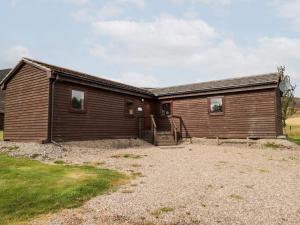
[150,115,157,145]
[150,115,157,129]
[139,115,182,145]
[170,117,178,144]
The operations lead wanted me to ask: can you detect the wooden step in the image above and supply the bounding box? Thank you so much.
[156,132,176,146]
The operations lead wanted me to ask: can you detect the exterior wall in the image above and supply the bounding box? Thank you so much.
[275,89,283,136]
[52,80,147,142]
[160,88,281,139]
[0,90,5,130]
[4,64,50,142]
[0,113,4,130]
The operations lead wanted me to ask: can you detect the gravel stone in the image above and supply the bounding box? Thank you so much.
[1,139,299,225]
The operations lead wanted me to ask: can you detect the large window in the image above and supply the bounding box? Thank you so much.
[161,102,172,116]
[71,90,85,110]
[209,97,224,114]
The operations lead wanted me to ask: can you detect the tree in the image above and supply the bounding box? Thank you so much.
[279,66,297,128]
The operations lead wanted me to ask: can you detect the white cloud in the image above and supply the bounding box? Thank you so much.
[117,0,145,8]
[88,15,300,94]
[272,0,300,27]
[168,0,232,6]
[65,0,89,5]
[0,46,32,68]
[70,0,145,22]
[90,16,218,66]
[111,72,159,87]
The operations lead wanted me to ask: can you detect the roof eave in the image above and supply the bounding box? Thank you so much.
[0,58,52,90]
[56,73,156,99]
[156,83,279,99]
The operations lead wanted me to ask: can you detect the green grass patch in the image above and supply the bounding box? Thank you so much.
[111,153,145,159]
[230,194,243,200]
[259,168,270,173]
[0,130,3,141]
[159,206,175,212]
[0,153,126,224]
[285,123,300,136]
[53,160,64,164]
[150,206,175,218]
[287,135,300,145]
[264,142,281,149]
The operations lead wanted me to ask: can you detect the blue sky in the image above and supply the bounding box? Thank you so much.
[1,0,300,95]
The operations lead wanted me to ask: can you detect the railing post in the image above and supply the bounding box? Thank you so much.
[150,114,157,145]
[153,128,157,145]
[174,127,177,144]
[138,118,142,138]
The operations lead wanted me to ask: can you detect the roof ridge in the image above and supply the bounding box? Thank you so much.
[153,72,279,91]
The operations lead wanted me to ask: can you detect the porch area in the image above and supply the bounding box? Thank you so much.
[138,115,183,146]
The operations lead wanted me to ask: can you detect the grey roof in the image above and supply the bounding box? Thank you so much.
[0,69,11,82]
[22,58,155,97]
[151,73,280,97]
[3,58,281,99]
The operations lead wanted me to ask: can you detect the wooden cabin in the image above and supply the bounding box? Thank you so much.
[0,58,283,145]
[0,69,11,130]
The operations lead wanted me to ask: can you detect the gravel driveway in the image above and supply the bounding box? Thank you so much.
[4,139,300,225]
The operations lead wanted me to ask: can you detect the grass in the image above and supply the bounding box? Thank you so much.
[264,142,281,149]
[53,160,65,164]
[160,207,175,212]
[229,194,243,201]
[0,153,126,224]
[150,206,175,218]
[287,135,300,145]
[284,116,300,145]
[111,153,146,159]
[0,130,3,141]
[259,168,270,173]
[131,163,142,168]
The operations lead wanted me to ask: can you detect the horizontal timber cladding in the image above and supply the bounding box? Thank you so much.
[4,64,50,142]
[275,88,283,136]
[52,80,147,142]
[163,88,279,139]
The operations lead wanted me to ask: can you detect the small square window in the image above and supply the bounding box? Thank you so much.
[209,97,223,114]
[161,102,171,116]
[71,90,85,110]
[125,99,135,116]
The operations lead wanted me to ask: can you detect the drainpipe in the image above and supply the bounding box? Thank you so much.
[49,74,62,147]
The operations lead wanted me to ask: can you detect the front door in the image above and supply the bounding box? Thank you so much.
[144,101,151,130]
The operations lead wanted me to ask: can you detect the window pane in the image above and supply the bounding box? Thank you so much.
[161,103,171,116]
[210,97,223,113]
[126,100,134,116]
[72,90,84,110]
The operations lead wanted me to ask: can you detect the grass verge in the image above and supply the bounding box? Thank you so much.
[0,153,126,224]
[287,135,300,145]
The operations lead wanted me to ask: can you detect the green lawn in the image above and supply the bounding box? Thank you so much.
[287,135,300,145]
[0,153,126,224]
[0,130,3,141]
[283,123,300,145]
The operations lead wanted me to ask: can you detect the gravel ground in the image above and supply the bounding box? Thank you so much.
[1,138,300,225]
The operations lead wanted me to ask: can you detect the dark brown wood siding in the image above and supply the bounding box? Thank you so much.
[52,80,146,142]
[275,88,283,136]
[4,64,49,142]
[161,88,280,139]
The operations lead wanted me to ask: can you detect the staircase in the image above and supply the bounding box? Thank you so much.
[139,115,181,146]
[142,130,154,144]
[156,131,177,146]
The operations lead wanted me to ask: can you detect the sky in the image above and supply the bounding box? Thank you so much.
[0,0,300,95]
